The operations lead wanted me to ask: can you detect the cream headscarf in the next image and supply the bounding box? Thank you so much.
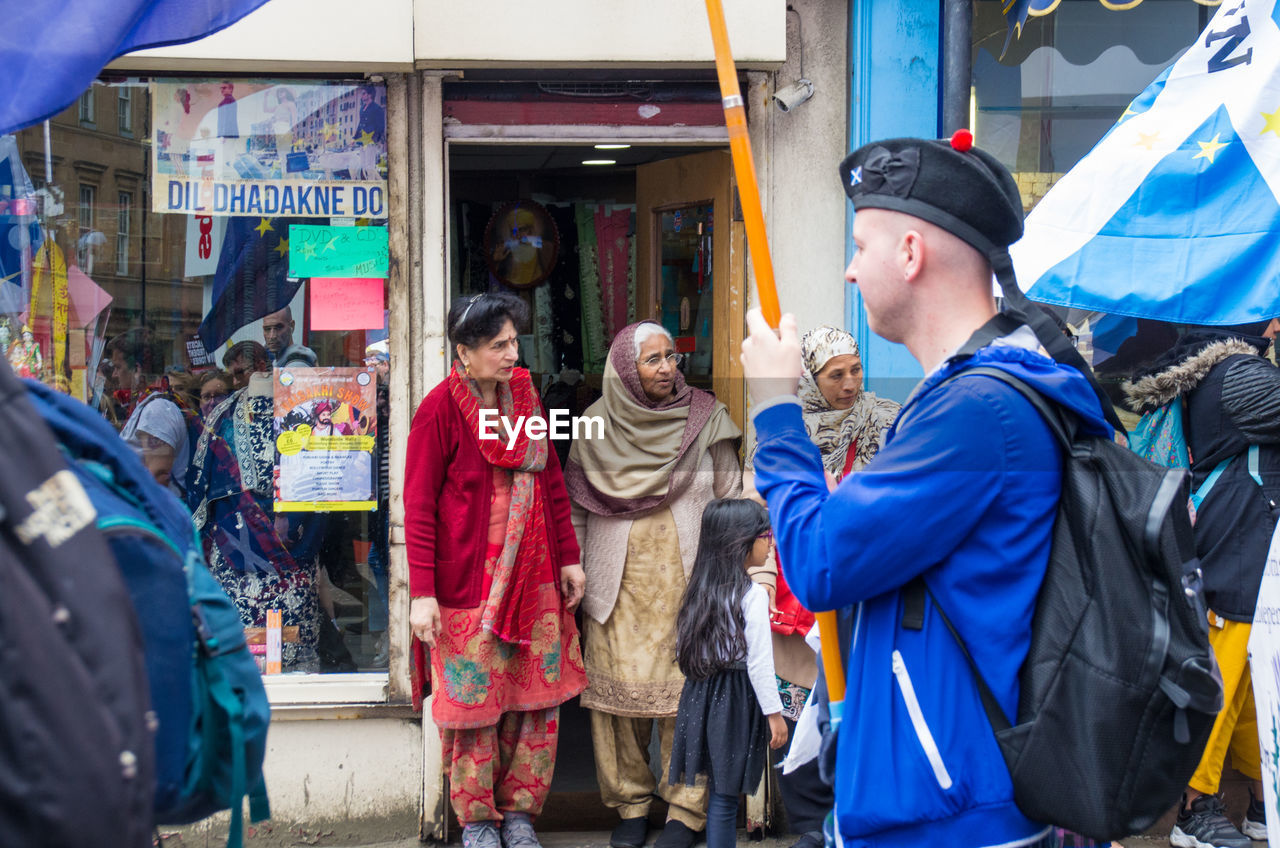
[798,326,900,481]
[564,322,740,516]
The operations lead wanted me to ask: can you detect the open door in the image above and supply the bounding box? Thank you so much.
[636,151,747,431]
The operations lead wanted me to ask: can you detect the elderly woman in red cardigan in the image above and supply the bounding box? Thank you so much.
[405,292,586,848]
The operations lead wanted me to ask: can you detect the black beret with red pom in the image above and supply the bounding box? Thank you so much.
[838,130,1024,255]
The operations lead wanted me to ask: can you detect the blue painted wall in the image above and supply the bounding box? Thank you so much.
[846,0,941,401]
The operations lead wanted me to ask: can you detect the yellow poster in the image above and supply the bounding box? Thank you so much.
[272,366,377,512]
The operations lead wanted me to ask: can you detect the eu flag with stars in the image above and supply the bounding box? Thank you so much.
[0,0,272,136]
[197,216,315,352]
[1011,0,1280,326]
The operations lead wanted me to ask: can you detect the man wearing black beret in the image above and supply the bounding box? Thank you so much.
[742,133,1115,847]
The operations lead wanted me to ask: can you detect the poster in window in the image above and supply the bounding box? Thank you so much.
[151,79,388,218]
[273,366,377,512]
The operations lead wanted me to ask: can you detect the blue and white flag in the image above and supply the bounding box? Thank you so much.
[1011,0,1280,326]
[0,0,272,136]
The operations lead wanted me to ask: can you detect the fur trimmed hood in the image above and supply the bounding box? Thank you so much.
[1123,336,1264,412]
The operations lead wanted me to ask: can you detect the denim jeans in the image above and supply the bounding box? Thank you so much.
[706,791,739,848]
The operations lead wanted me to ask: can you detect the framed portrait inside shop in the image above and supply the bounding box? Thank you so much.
[483,200,559,288]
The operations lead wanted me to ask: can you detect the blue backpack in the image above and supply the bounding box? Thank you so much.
[26,381,271,847]
[1129,397,1261,524]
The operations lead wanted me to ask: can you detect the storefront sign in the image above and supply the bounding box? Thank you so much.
[1248,516,1280,845]
[162,179,385,217]
[289,224,389,277]
[151,78,387,218]
[273,367,377,512]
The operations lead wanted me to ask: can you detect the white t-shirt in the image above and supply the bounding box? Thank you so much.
[742,582,783,716]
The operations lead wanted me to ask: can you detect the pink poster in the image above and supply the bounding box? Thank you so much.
[309,277,384,330]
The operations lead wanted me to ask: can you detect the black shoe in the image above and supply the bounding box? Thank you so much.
[789,832,824,848]
[654,820,698,848]
[1244,786,1268,841]
[1170,793,1252,848]
[610,816,649,848]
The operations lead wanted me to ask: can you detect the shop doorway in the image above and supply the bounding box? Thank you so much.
[445,140,743,828]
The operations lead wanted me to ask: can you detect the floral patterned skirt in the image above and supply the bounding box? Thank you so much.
[431,553,587,730]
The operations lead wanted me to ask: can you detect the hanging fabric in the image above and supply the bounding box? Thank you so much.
[594,205,633,342]
[576,204,607,373]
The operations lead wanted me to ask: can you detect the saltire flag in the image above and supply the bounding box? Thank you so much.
[197,216,318,352]
[0,0,273,136]
[1011,0,1280,326]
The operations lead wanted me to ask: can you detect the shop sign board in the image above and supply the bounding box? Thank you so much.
[151,78,387,218]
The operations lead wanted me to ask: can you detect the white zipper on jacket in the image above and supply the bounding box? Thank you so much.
[891,649,953,790]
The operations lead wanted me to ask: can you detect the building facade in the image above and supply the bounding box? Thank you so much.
[2,0,850,838]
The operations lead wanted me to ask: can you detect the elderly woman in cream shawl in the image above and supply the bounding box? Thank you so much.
[564,321,741,848]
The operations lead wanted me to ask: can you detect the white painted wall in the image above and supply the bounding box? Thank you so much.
[416,0,785,66]
[116,0,416,70]
[115,0,784,70]
[182,716,424,837]
[752,0,849,338]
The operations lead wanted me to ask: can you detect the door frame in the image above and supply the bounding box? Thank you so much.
[635,150,747,431]
[422,96,753,837]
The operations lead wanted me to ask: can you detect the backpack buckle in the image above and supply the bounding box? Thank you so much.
[1180,564,1203,601]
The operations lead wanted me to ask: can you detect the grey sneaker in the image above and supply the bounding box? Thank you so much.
[1243,787,1268,841]
[501,811,543,848]
[463,821,502,848]
[1170,793,1252,848]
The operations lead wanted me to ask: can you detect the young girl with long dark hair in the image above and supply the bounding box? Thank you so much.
[669,499,788,848]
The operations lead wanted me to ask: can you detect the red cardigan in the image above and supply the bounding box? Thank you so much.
[403,379,581,607]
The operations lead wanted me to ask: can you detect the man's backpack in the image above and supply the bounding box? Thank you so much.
[910,366,1222,841]
[0,362,155,848]
[26,381,271,848]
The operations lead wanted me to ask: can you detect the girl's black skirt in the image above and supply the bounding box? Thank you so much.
[668,664,769,795]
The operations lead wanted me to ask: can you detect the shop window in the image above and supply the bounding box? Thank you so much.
[973,0,1208,211]
[118,88,133,136]
[6,78,393,691]
[116,191,131,276]
[970,1,1253,430]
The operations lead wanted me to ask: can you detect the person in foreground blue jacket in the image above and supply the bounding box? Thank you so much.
[743,135,1113,848]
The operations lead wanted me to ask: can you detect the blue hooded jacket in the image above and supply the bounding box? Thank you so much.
[752,340,1112,848]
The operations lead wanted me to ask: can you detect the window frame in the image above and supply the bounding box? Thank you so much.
[118,88,133,137]
[78,90,96,127]
[77,184,96,269]
[116,190,131,276]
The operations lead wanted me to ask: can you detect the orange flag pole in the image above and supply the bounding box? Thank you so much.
[704,0,847,715]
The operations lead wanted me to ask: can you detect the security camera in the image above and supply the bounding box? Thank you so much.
[773,78,814,113]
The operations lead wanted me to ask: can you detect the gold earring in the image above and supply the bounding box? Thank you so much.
[464,361,472,377]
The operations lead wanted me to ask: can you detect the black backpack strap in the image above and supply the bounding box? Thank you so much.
[903,366,1074,739]
[903,576,1013,733]
[955,312,1026,359]
[989,251,1128,436]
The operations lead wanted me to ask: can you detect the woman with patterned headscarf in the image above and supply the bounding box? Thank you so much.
[747,325,900,848]
[796,325,901,481]
[565,321,742,848]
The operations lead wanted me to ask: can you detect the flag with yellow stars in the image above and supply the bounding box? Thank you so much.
[196,215,322,351]
[1011,0,1280,325]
